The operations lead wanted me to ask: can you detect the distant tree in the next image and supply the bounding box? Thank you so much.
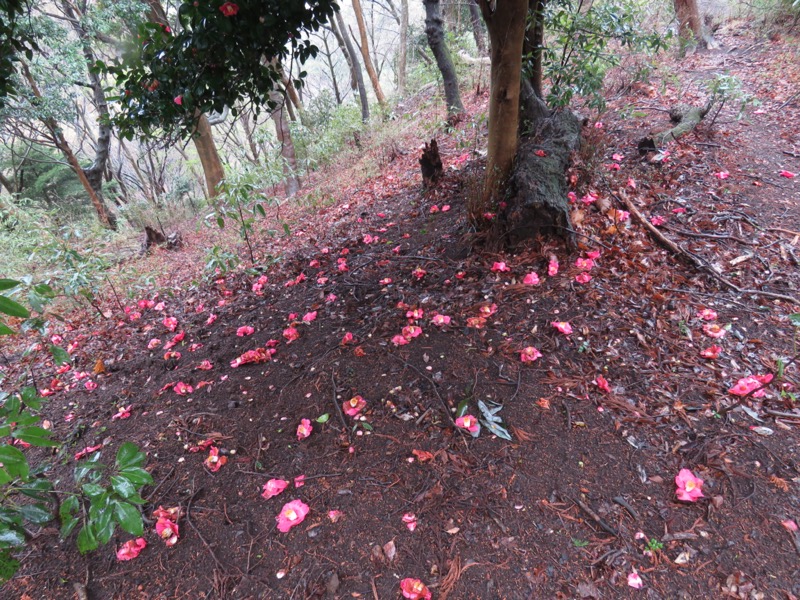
[424,0,464,118]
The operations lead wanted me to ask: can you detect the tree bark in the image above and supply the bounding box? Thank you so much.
[279,64,309,126]
[332,12,370,122]
[351,0,387,106]
[320,32,343,104]
[468,0,486,55]
[639,99,715,148]
[478,0,528,214]
[673,0,716,50]
[397,0,409,96]
[523,0,547,100]
[424,0,465,117]
[269,91,301,198]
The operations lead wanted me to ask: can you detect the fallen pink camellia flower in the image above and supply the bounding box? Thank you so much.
[479,303,497,317]
[147,338,162,349]
[650,215,666,226]
[779,170,796,178]
[116,537,146,561]
[204,447,227,472]
[523,272,540,285]
[400,578,432,600]
[341,332,355,345]
[262,479,289,499]
[455,415,479,433]
[74,444,103,460]
[548,257,559,276]
[392,334,410,346]
[729,374,772,397]
[112,405,133,420]
[520,346,542,363]
[379,277,392,285]
[675,468,704,502]
[206,313,217,325]
[343,395,367,417]
[406,308,424,320]
[294,474,305,488]
[402,325,422,339]
[302,311,317,322]
[412,267,427,279]
[552,321,573,335]
[173,381,193,396]
[236,326,254,337]
[276,499,310,532]
[84,380,97,391]
[156,517,179,546]
[627,571,644,589]
[594,376,611,393]
[297,418,313,440]
[402,513,417,532]
[230,347,274,368]
[328,510,343,522]
[195,359,213,370]
[697,308,717,321]
[431,314,451,326]
[162,317,178,332]
[283,327,300,342]
[702,323,726,339]
[782,519,798,532]
[714,171,729,180]
[575,272,592,284]
[575,258,594,271]
[491,261,510,273]
[466,317,486,329]
[700,345,722,360]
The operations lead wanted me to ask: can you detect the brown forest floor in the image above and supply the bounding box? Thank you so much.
[3,19,800,600]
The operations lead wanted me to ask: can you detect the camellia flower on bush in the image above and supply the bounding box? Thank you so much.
[675,468,704,502]
[343,395,367,417]
[297,418,313,440]
[117,537,147,561]
[276,499,310,532]
[219,2,239,16]
[520,346,542,363]
[400,578,432,600]
[261,479,288,500]
[455,415,479,433]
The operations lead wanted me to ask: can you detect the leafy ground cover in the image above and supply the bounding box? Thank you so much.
[2,21,800,600]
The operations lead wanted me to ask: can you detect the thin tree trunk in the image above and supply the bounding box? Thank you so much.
[351,0,387,106]
[424,0,464,117]
[524,0,546,100]
[333,13,370,122]
[239,110,261,164]
[478,0,528,212]
[321,33,343,104]
[673,0,715,49]
[0,172,16,195]
[468,0,486,55]
[397,0,409,96]
[269,92,301,197]
[279,65,309,126]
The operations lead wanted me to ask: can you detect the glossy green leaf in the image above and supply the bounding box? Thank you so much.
[0,296,29,318]
[0,527,26,548]
[0,549,20,583]
[49,345,71,366]
[118,467,153,487]
[0,445,29,481]
[110,475,136,499]
[77,525,99,554]
[116,442,146,470]
[0,280,20,292]
[18,504,52,525]
[113,501,143,536]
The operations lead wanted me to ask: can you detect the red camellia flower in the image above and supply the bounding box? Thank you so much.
[219,2,239,16]
[117,537,146,561]
[400,578,432,600]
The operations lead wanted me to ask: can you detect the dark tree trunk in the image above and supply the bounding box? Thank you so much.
[332,12,370,122]
[419,139,443,187]
[269,91,301,197]
[424,0,464,117]
[468,0,486,55]
[673,0,717,50]
[523,0,547,100]
[504,111,582,248]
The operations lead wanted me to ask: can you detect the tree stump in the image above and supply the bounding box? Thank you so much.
[503,110,582,248]
[419,139,443,187]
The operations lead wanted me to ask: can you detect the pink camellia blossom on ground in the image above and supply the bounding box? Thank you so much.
[173,95,182,105]
[455,415,479,433]
[779,170,796,178]
[697,308,717,321]
[219,1,239,16]
[204,447,227,472]
[523,272,540,285]
[155,517,179,546]
[700,345,722,360]
[575,272,592,284]
[206,313,217,325]
[782,519,798,532]
[613,209,630,222]
[173,381,193,396]
[303,311,317,322]
[627,571,644,589]
[341,332,355,345]
[294,475,305,488]
[594,376,611,393]
[479,303,497,317]
[548,257,559,276]
[112,405,133,420]
[552,321,573,335]
[675,468,704,502]
[117,538,146,561]
[402,325,422,339]
[196,359,213,370]
[379,277,392,285]
[714,171,730,180]
[162,317,178,331]
[580,193,597,205]
[283,327,300,342]
[412,267,427,279]
[297,419,313,440]
[84,380,98,391]
[729,374,772,397]
[703,323,726,339]
[261,479,289,499]
[276,499,309,533]
[431,314,451,326]
[402,513,417,532]
[466,317,486,328]
[568,191,577,203]
[74,444,103,460]
[406,308,424,320]
[230,347,274,368]
[343,395,367,417]
[586,250,601,260]
[575,258,594,271]
[651,215,666,226]
[520,346,542,363]
[491,261,510,273]
[672,207,687,214]
[236,326,254,337]
[429,205,439,214]
[392,334,410,346]
[328,509,343,522]
[400,578,432,600]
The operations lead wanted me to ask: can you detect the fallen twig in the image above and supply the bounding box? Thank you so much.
[612,190,800,305]
[186,486,228,572]
[331,371,351,439]
[573,497,618,537]
[612,496,640,520]
[389,354,457,427]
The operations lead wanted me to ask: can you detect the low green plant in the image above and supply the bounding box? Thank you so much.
[204,244,240,276]
[704,73,758,128]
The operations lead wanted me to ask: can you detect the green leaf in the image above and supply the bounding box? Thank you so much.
[0,323,13,336]
[15,426,59,448]
[81,483,106,499]
[76,525,99,554]
[18,504,52,525]
[49,345,71,366]
[217,215,225,229]
[59,496,80,539]
[0,549,20,583]
[113,501,143,536]
[789,313,800,326]
[110,475,136,499]
[116,442,146,470]
[18,478,54,502]
[0,445,29,482]
[32,283,55,298]
[255,203,266,217]
[117,467,153,487]
[0,527,26,548]
[455,399,470,418]
[0,296,29,318]
[0,280,20,292]
[315,413,330,423]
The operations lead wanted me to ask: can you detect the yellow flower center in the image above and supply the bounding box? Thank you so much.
[685,480,695,491]
[285,509,297,521]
